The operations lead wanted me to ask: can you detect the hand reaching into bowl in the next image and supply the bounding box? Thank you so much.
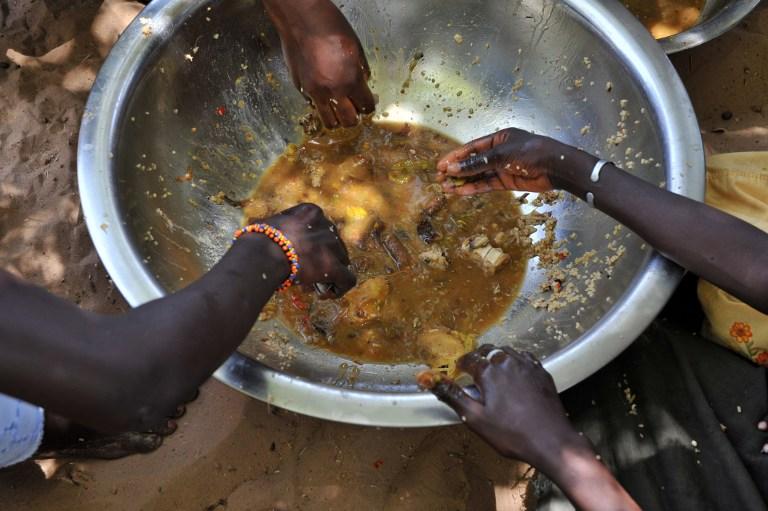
[258,203,357,298]
[436,128,567,195]
[264,0,375,129]
[429,345,641,511]
[436,128,768,315]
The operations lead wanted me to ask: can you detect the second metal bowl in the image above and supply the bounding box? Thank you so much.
[659,0,761,53]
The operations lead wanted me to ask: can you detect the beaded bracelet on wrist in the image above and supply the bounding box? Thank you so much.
[233,223,300,291]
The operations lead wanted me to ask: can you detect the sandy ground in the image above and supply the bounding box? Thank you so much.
[1,1,767,509]
[671,5,768,153]
[0,1,535,510]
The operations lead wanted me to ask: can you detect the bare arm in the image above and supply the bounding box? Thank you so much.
[561,161,768,314]
[437,128,768,314]
[0,204,354,433]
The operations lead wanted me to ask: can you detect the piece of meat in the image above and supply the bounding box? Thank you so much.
[474,245,510,274]
[350,255,374,273]
[382,231,411,270]
[462,234,490,250]
[422,194,447,217]
[309,300,343,336]
[299,111,323,136]
[417,193,447,244]
[371,221,411,270]
[460,235,510,275]
[419,245,449,270]
[417,217,439,244]
[343,276,391,325]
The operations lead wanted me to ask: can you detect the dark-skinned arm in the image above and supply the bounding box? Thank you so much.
[0,204,354,434]
[430,345,640,511]
[263,0,375,128]
[437,128,768,314]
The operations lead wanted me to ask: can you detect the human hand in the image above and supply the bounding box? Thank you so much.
[431,345,641,511]
[436,128,582,196]
[262,203,356,298]
[430,345,580,467]
[265,0,375,129]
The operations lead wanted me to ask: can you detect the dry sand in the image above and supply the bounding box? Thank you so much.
[670,5,768,153]
[0,2,535,509]
[2,1,767,509]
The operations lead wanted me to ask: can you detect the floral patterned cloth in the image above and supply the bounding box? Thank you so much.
[698,152,768,367]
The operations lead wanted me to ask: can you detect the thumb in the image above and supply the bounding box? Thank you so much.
[432,380,484,423]
[323,264,357,298]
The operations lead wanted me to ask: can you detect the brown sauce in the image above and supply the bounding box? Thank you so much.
[623,0,705,39]
[244,122,527,369]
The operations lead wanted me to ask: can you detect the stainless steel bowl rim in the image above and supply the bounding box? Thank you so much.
[660,0,761,54]
[78,0,704,427]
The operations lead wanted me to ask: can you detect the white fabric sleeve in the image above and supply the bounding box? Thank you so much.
[0,393,44,469]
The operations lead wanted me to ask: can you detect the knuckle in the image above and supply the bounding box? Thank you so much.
[448,387,466,403]
[432,383,451,400]
[498,127,515,139]
[456,352,473,366]
[297,202,320,215]
[523,136,548,154]
[497,128,519,145]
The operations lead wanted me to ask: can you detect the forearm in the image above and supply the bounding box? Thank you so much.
[103,234,288,427]
[535,434,640,511]
[0,234,287,432]
[264,0,341,35]
[553,152,768,314]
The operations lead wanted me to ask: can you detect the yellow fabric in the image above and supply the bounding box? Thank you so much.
[698,152,768,367]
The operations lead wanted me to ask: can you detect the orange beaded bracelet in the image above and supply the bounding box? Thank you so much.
[233,223,299,291]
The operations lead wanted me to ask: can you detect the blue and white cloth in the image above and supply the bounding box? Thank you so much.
[0,393,44,469]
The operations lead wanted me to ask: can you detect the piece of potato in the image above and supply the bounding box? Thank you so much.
[333,182,386,244]
[416,328,472,371]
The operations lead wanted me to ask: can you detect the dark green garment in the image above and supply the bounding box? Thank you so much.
[539,278,768,511]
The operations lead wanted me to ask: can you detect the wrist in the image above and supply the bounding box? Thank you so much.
[237,231,292,283]
[548,148,599,198]
[522,428,595,479]
[532,434,636,510]
[265,0,341,35]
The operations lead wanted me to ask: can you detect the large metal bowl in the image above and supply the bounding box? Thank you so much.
[78,0,704,426]
[659,0,761,53]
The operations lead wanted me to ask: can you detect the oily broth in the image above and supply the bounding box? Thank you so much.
[622,0,705,39]
[244,121,526,367]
